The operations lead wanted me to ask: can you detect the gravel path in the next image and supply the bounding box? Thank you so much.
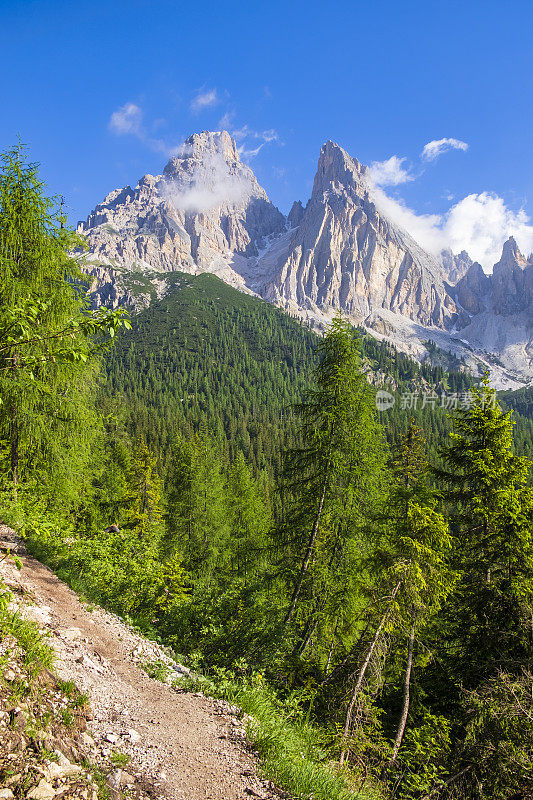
[0,526,276,800]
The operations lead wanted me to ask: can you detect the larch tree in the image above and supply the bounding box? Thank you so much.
[0,143,128,500]
[276,313,387,653]
[339,422,454,767]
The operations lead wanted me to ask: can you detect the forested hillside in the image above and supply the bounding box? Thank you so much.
[104,271,533,469]
[2,148,533,800]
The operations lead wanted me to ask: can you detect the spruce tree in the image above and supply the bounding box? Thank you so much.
[436,377,533,687]
[165,430,229,578]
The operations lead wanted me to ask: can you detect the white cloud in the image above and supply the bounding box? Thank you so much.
[369,156,413,187]
[190,89,219,114]
[369,185,533,270]
[366,138,533,269]
[422,137,469,161]
[231,126,280,160]
[109,102,143,136]
[161,151,253,213]
[370,186,445,253]
[218,111,235,130]
[108,102,183,157]
[443,193,533,267]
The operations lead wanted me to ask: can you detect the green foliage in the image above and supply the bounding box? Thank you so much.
[276,315,387,666]
[105,271,318,474]
[0,587,54,675]
[457,670,533,799]
[5,139,533,800]
[435,377,533,688]
[392,713,452,799]
[0,143,129,504]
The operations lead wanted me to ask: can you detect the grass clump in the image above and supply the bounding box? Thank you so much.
[111,751,131,767]
[0,581,54,675]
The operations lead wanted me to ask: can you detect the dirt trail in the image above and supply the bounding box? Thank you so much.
[0,526,275,800]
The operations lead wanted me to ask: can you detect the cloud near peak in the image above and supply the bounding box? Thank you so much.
[108,101,183,157]
[366,136,533,270]
[422,137,469,161]
[370,186,533,270]
[369,155,414,186]
[190,89,219,114]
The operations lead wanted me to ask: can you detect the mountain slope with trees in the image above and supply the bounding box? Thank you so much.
[2,146,533,800]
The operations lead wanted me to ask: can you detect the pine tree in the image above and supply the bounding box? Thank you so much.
[436,376,533,687]
[337,422,453,766]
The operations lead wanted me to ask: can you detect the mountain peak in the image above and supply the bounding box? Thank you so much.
[163,131,240,179]
[494,236,527,272]
[313,140,368,196]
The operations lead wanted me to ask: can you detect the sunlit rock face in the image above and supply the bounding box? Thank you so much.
[78,132,533,387]
[77,131,286,286]
[262,140,460,330]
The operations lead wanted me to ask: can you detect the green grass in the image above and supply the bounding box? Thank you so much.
[0,589,54,675]
[111,751,131,767]
[182,671,382,800]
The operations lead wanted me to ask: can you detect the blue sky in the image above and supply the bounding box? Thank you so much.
[1,0,533,268]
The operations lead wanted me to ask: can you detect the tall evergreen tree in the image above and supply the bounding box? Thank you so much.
[436,377,533,688]
[165,430,229,578]
[0,144,128,502]
[276,314,387,656]
[334,422,453,766]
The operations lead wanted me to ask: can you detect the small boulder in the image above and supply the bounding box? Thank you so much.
[106,769,122,790]
[26,780,55,800]
[125,728,141,744]
[46,753,81,780]
[120,772,135,786]
[75,654,104,674]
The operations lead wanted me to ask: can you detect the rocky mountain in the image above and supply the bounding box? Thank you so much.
[260,140,460,330]
[76,131,533,388]
[78,131,285,306]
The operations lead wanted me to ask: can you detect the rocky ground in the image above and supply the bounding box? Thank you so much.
[0,526,280,800]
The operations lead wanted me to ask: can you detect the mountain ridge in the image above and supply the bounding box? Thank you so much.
[76,130,533,389]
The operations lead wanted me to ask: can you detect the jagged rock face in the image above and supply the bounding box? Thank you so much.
[78,131,285,279]
[441,249,474,285]
[491,237,532,314]
[78,131,533,387]
[262,141,459,329]
[287,200,305,228]
[453,261,490,317]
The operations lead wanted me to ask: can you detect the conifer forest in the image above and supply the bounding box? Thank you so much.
[2,147,533,800]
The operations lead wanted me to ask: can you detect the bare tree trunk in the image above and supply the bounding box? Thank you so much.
[283,472,329,627]
[296,618,318,658]
[322,620,371,687]
[389,622,415,766]
[325,618,339,674]
[339,581,402,766]
[10,403,19,499]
